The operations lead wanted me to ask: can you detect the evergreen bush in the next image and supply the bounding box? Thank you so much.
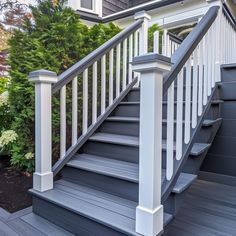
[7,0,120,172]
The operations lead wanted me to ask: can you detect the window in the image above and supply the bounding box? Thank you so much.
[81,0,93,10]
[67,0,102,17]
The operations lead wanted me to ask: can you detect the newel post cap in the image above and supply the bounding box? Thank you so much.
[29,69,58,84]
[134,10,151,20]
[132,53,171,73]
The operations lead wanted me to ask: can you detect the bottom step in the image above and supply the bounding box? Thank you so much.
[30,180,172,236]
[21,213,74,236]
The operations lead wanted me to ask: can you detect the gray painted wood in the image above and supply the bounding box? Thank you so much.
[67,153,139,182]
[21,213,74,236]
[0,207,73,236]
[89,132,211,156]
[167,179,236,236]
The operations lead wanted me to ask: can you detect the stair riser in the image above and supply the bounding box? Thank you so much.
[125,88,192,102]
[33,197,129,236]
[82,141,139,163]
[82,140,199,167]
[62,167,139,202]
[99,120,215,139]
[164,190,189,216]
[113,103,221,120]
[183,152,209,174]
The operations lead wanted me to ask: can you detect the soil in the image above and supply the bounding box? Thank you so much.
[0,155,32,213]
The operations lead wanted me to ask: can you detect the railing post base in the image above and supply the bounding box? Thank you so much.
[136,205,163,236]
[33,172,54,192]
[29,70,58,192]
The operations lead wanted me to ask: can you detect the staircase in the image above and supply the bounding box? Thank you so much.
[30,83,222,235]
[28,3,236,236]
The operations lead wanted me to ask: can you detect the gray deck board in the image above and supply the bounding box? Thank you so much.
[167,179,236,236]
[0,207,74,236]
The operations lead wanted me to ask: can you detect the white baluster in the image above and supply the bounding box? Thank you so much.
[176,69,184,161]
[153,31,159,53]
[123,38,127,91]
[192,49,198,129]
[116,44,121,97]
[92,62,97,124]
[184,58,192,144]
[101,55,106,114]
[60,85,66,159]
[72,76,78,146]
[166,82,174,180]
[129,34,133,84]
[134,30,139,79]
[83,69,88,135]
[207,27,212,96]
[163,29,168,56]
[203,34,208,106]
[198,40,204,116]
[109,49,114,106]
[29,70,57,192]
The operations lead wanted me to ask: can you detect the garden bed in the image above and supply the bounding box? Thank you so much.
[0,155,32,213]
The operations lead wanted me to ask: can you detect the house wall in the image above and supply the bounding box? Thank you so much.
[201,65,236,178]
[129,0,150,7]
[103,0,129,16]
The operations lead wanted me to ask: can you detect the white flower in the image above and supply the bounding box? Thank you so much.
[25,152,34,160]
[0,130,18,148]
[0,93,8,107]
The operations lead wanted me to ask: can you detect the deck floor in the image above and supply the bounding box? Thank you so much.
[167,179,236,236]
[1,179,236,235]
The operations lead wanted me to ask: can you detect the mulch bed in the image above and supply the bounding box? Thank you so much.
[0,155,32,213]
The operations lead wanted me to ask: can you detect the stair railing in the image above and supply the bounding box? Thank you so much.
[132,4,232,236]
[29,13,150,192]
[153,30,182,57]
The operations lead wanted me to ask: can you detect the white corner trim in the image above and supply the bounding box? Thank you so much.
[136,205,164,236]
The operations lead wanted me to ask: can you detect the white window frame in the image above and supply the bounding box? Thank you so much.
[67,0,102,17]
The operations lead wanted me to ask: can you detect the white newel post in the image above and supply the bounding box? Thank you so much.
[132,54,171,236]
[29,70,58,192]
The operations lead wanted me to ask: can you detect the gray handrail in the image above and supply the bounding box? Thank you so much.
[52,19,143,94]
[163,6,220,96]
[168,32,183,45]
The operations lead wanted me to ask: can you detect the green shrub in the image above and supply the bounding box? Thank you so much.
[8,0,120,172]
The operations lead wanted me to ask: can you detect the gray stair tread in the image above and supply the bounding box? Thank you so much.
[67,153,196,195]
[106,116,139,122]
[21,213,74,236]
[90,133,211,156]
[107,116,219,127]
[172,173,197,194]
[89,132,139,147]
[189,143,211,156]
[67,154,139,182]
[30,181,171,235]
[202,118,222,127]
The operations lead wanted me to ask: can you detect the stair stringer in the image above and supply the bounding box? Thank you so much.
[161,86,220,202]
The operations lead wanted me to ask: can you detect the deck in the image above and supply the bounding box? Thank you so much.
[1,179,236,235]
[167,179,236,236]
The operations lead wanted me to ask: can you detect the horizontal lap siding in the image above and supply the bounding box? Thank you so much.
[201,67,236,177]
[129,0,150,7]
[103,0,129,16]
